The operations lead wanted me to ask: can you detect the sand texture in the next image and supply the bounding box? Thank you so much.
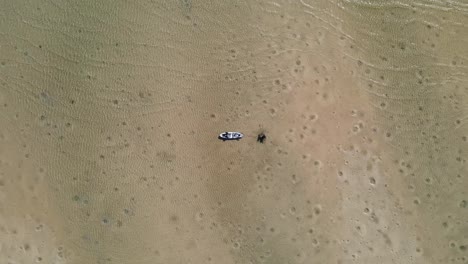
[1,0,468,263]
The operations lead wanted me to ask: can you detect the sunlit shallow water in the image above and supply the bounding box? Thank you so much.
[0,0,467,263]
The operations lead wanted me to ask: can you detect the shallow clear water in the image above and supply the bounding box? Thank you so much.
[1,0,467,263]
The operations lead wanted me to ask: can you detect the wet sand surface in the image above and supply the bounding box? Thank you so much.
[1,0,468,263]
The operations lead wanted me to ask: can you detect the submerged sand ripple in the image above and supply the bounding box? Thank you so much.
[0,0,467,263]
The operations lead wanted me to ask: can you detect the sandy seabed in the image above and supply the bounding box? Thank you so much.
[1,0,468,263]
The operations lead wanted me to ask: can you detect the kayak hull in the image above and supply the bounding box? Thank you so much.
[218,132,244,141]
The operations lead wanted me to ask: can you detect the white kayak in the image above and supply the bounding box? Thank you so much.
[218,132,244,141]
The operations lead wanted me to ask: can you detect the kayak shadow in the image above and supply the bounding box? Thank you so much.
[218,136,241,141]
